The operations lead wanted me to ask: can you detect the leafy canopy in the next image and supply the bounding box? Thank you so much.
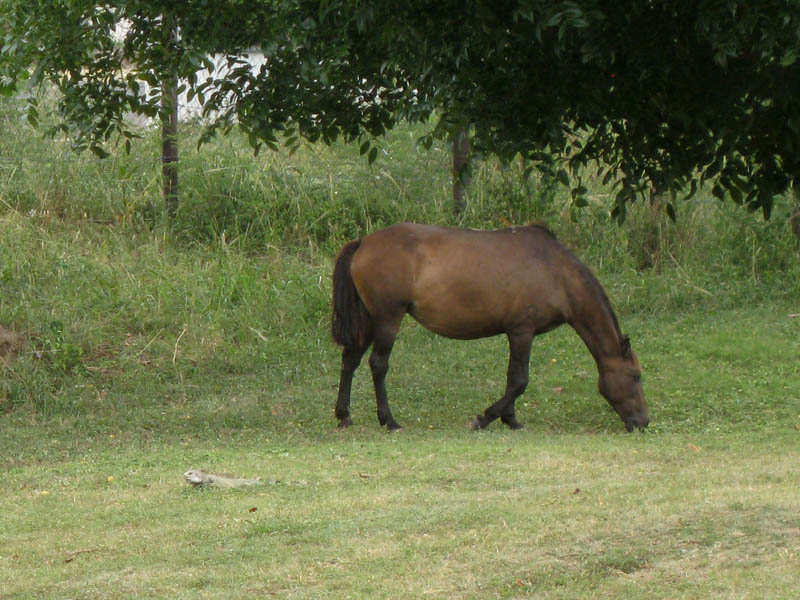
[4,0,800,218]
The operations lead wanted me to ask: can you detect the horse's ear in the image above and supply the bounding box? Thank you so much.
[621,334,632,359]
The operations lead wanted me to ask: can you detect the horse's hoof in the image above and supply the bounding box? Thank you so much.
[337,417,353,429]
[502,417,525,431]
[387,422,403,433]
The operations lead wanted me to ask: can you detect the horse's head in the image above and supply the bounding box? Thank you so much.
[598,336,649,432]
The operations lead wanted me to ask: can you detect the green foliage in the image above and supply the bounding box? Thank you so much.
[6,1,800,217]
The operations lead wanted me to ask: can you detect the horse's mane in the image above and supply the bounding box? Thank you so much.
[526,222,558,239]
[577,262,623,339]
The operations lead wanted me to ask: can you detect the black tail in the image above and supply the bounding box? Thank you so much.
[331,239,372,349]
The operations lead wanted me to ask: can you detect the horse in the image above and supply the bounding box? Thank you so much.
[331,223,649,432]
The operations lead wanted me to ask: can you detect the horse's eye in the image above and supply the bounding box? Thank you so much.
[633,374,642,382]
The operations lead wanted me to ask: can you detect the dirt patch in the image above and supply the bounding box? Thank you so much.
[0,325,25,364]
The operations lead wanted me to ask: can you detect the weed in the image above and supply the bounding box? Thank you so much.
[40,320,85,375]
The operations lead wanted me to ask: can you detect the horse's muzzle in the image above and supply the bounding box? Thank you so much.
[625,415,650,432]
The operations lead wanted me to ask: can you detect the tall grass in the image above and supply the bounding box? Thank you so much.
[2,94,798,274]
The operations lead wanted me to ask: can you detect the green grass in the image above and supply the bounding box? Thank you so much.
[3,427,799,598]
[3,276,799,598]
[1,93,800,598]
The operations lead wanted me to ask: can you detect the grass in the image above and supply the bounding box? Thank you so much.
[3,294,799,598]
[3,426,799,598]
[1,93,800,598]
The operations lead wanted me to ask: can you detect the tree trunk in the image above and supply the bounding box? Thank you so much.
[792,182,800,246]
[452,127,470,216]
[161,86,179,220]
[161,15,179,221]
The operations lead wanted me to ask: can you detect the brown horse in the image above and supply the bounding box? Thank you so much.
[331,223,648,432]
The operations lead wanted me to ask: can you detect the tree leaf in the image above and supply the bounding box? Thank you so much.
[90,145,111,159]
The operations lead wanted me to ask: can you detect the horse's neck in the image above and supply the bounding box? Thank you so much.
[569,298,622,367]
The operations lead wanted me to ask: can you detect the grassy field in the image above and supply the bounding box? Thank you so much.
[2,306,799,599]
[1,95,800,598]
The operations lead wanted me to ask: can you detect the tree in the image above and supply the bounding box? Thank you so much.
[4,1,800,222]
[160,13,180,219]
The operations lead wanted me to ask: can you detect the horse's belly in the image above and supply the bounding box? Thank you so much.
[408,294,565,340]
[407,302,505,340]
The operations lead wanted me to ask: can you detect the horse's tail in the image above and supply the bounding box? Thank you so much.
[331,239,371,349]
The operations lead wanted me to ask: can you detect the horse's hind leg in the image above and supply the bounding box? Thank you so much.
[473,331,533,430]
[369,317,404,431]
[335,338,372,429]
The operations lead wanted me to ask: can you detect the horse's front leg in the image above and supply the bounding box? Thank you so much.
[369,321,403,431]
[335,344,369,428]
[473,331,533,430]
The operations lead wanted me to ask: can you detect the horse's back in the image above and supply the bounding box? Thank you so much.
[350,223,577,338]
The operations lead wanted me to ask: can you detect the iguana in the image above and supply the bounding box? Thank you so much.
[183,469,265,488]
